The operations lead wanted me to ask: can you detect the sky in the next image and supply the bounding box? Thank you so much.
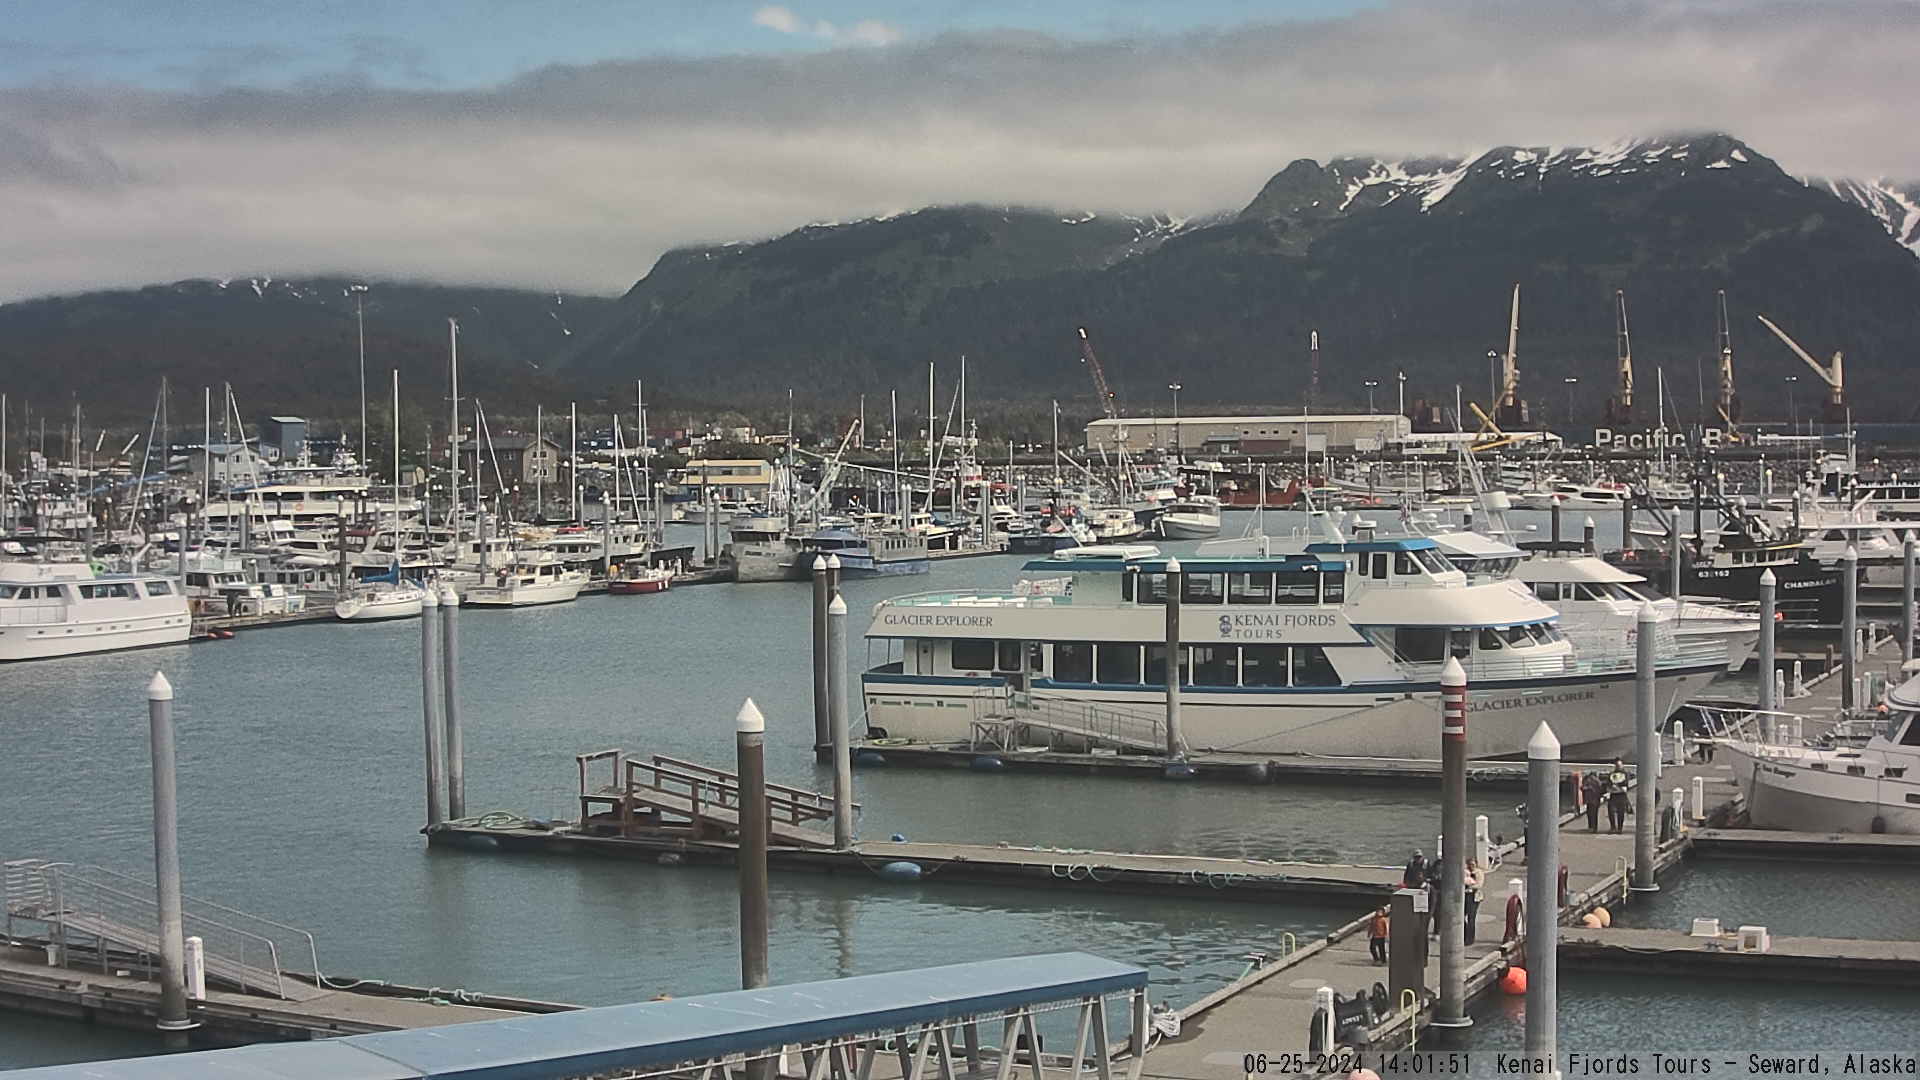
[1,0,1916,301]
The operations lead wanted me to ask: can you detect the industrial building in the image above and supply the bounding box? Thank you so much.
[1085,414,1414,455]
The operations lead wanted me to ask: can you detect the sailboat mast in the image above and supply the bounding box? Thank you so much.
[447,318,461,543]
[569,402,578,523]
[392,369,401,568]
[535,404,543,517]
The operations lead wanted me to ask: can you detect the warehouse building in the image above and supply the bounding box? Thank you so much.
[1085,414,1414,455]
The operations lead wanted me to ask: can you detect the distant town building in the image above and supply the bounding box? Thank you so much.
[189,443,268,487]
[1085,414,1413,455]
[259,416,307,462]
[458,434,564,493]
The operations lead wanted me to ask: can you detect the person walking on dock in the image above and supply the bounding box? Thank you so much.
[1368,907,1390,964]
[1402,849,1427,889]
[1582,770,1605,832]
[1606,758,1631,834]
[1463,858,1485,946]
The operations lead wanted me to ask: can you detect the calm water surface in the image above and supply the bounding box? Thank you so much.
[1,510,1865,1069]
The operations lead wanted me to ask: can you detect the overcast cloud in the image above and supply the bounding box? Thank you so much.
[1,0,1914,302]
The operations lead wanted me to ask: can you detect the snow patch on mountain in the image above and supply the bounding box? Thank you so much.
[1808,176,1920,254]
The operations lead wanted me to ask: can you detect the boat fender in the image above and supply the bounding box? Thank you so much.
[657,852,683,866]
[1580,912,1603,929]
[890,833,908,843]
[216,629,235,640]
[1307,1006,1329,1055]
[1162,762,1198,781]
[1503,892,1523,943]
[876,861,923,883]
[855,751,887,767]
[1592,905,1611,928]
[1499,966,1527,995]
[970,756,1004,772]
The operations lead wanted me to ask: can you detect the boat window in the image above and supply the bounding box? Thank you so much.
[1478,628,1505,651]
[1182,573,1226,605]
[1121,571,1136,602]
[1371,553,1389,580]
[1190,646,1234,686]
[1521,623,1551,645]
[1144,644,1174,685]
[1096,644,1141,684]
[1230,573,1273,605]
[1028,642,1045,671]
[1290,646,1340,687]
[1898,713,1920,747]
[1845,765,1867,776]
[996,640,1025,672]
[1321,572,1345,603]
[1395,553,1418,576]
[0,585,14,599]
[1135,573,1168,605]
[951,639,996,672]
[1273,571,1317,604]
[1240,645,1289,687]
[144,580,174,596]
[1413,549,1453,574]
[1394,627,1449,663]
[1532,582,1560,601]
[1053,643,1094,683]
[1502,625,1533,647]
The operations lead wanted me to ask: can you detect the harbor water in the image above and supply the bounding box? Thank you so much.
[0,509,1880,1068]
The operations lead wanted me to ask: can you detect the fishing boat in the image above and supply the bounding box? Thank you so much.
[609,563,673,595]
[333,578,427,621]
[461,549,587,607]
[1158,494,1223,540]
[797,528,930,579]
[861,539,1726,759]
[0,547,192,661]
[1717,673,1920,834]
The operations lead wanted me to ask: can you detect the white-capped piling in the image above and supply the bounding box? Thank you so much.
[1670,719,1685,767]
[811,556,830,751]
[420,586,445,828]
[1164,556,1186,758]
[827,593,854,848]
[1757,570,1777,715]
[1583,516,1597,554]
[1632,602,1659,892]
[735,699,770,992]
[1435,655,1471,1030]
[439,582,465,820]
[147,672,193,1044]
[1842,545,1859,713]
[1691,775,1706,822]
[1668,519,1684,602]
[1524,722,1560,1065]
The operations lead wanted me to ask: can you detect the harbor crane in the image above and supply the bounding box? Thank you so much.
[1756,314,1847,423]
[1604,289,1634,426]
[1715,290,1741,437]
[1075,327,1119,420]
[1495,284,1530,429]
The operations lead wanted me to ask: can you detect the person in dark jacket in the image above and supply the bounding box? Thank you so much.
[1402,850,1427,889]
[1606,759,1631,833]
[1582,771,1606,832]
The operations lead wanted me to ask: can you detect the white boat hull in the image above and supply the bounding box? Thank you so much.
[333,592,425,621]
[863,665,1722,760]
[0,615,192,662]
[1159,513,1223,540]
[1720,743,1920,834]
[461,579,585,607]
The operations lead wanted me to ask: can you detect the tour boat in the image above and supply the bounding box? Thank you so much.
[333,579,427,621]
[861,539,1726,760]
[461,550,588,607]
[1511,545,1759,673]
[1717,674,1920,834]
[0,552,191,661]
[608,564,673,595]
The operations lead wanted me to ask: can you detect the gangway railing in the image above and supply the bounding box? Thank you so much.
[971,690,1168,754]
[2,858,325,1000]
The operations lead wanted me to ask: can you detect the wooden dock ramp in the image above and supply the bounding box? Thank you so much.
[576,750,849,849]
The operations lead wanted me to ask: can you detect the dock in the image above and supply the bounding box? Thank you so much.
[1692,827,1920,862]
[1559,927,1920,985]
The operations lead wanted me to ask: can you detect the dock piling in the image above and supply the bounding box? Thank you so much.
[1842,545,1859,713]
[1164,556,1186,759]
[812,556,830,752]
[735,699,770,992]
[828,594,854,849]
[1632,603,1659,893]
[1550,501,1561,546]
[420,586,445,828]
[184,935,205,1001]
[1668,515,1684,602]
[1475,814,1491,870]
[1758,570,1776,716]
[1583,516,1596,554]
[1902,538,1915,663]
[1691,775,1706,822]
[1311,986,1334,1053]
[1670,720,1685,767]
[146,672,193,1046]
[1525,722,1560,1066]
[440,583,465,821]
[1435,656,1470,1030]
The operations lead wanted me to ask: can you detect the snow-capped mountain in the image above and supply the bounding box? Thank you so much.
[1806,177,1920,255]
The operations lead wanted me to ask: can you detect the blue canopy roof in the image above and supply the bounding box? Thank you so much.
[8,954,1146,1080]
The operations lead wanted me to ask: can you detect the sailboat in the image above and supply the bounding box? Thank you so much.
[334,370,425,621]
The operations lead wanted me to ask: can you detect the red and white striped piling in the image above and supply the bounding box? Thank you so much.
[1435,655,1471,1030]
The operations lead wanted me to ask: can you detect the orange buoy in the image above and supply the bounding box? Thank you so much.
[1593,905,1612,928]
[1580,912,1603,929]
[1500,967,1528,995]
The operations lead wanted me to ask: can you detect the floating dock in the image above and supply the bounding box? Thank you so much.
[1560,927,1920,985]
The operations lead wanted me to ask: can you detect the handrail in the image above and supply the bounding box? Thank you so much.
[624,759,834,826]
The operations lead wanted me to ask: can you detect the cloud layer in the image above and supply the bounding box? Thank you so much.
[2,0,1915,302]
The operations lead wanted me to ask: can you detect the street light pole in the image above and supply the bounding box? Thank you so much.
[1364,380,1379,414]
[1564,377,1578,434]
[1397,371,1406,418]
[1785,375,1799,434]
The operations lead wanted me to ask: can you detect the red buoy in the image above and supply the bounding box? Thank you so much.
[1500,967,1528,995]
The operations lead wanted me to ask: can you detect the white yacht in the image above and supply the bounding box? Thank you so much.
[1717,674,1920,834]
[723,515,801,584]
[333,579,427,621]
[0,554,191,661]
[1515,482,1631,512]
[861,539,1726,759]
[1159,495,1224,540]
[461,550,587,607]
[1513,548,1759,673]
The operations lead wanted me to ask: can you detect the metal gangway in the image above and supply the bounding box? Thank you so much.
[575,750,856,848]
[2,858,325,1001]
[970,691,1169,755]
